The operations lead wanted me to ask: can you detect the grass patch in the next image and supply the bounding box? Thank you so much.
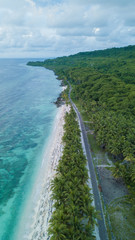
[72,100,90,122]
[108,198,135,240]
[87,133,100,154]
[87,133,112,166]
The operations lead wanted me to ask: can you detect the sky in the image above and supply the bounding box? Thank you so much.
[0,0,135,58]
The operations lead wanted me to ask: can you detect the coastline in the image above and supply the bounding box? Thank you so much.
[26,103,70,240]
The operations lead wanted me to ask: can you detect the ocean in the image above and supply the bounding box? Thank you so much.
[0,59,61,240]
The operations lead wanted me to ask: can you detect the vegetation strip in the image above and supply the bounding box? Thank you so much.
[68,84,108,240]
[48,107,96,240]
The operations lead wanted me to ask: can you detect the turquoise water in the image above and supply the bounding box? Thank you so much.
[0,59,61,240]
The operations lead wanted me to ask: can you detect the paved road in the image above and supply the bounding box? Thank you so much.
[68,84,108,240]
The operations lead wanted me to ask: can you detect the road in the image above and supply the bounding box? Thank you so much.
[68,84,108,240]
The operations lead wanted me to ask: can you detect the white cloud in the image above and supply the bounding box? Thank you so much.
[0,0,135,57]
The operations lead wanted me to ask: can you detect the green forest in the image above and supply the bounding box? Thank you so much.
[48,107,96,240]
[28,45,135,209]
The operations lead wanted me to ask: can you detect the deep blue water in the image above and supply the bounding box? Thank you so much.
[0,59,61,240]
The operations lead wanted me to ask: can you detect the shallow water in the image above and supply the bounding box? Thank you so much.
[0,59,61,240]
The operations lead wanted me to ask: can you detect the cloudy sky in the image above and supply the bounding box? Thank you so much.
[0,0,135,58]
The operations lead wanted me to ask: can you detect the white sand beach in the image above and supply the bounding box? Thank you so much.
[25,104,70,240]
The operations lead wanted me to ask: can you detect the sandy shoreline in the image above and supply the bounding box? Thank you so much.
[25,103,70,240]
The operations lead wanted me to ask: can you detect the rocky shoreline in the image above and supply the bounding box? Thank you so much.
[53,86,67,107]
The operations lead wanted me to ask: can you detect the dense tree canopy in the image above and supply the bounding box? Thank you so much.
[28,44,135,209]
